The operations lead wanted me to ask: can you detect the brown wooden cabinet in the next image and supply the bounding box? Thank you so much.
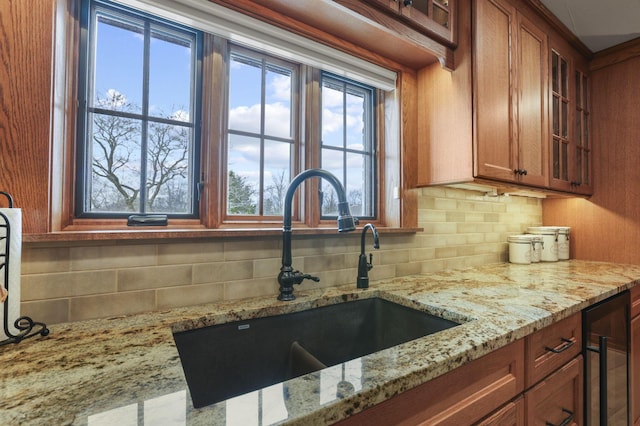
[631,285,640,425]
[548,40,593,195]
[365,0,455,46]
[337,312,586,425]
[417,0,593,196]
[473,0,548,188]
[335,339,525,425]
[525,355,583,425]
[524,312,581,387]
[523,313,583,425]
[477,397,525,425]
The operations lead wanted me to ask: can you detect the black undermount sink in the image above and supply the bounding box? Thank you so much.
[173,297,460,408]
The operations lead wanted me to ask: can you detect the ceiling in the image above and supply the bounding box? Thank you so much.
[539,0,640,52]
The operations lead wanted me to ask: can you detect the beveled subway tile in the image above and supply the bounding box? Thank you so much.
[224,277,277,300]
[157,282,225,309]
[22,270,116,300]
[302,253,348,273]
[253,257,282,279]
[69,290,156,322]
[118,265,192,291]
[395,261,422,277]
[192,260,253,284]
[157,241,224,265]
[70,245,157,271]
[223,239,280,261]
[378,249,410,265]
[368,264,396,282]
[22,246,71,274]
[21,298,69,325]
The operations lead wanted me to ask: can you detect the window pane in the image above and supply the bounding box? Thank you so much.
[80,2,200,217]
[321,148,343,216]
[346,91,366,151]
[321,74,375,218]
[149,26,194,122]
[322,82,345,148]
[551,53,558,93]
[93,12,144,113]
[227,47,296,217]
[146,122,193,213]
[264,65,292,138]
[229,53,262,134]
[88,112,142,212]
[346,152,366,217]
[263,140,292,216]
[227,134,259,215]
[552,96,559,136]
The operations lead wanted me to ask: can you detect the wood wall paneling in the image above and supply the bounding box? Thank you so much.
[0,0,54,233]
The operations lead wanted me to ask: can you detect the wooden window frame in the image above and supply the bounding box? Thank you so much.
[52,0,402,237]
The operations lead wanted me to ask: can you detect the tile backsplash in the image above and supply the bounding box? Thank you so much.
[20,187,542,324]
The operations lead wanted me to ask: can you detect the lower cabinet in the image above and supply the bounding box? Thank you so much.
[631,285,640,425]
[524,355,583,425]
[335,339,525,425]
[476,397,525,425]
[337,313,584,425]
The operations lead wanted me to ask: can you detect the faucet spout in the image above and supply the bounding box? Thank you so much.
[357,223,379,289]
[278,169,356,301]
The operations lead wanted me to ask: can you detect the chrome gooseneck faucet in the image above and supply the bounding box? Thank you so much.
[278,169,356,301]
[357,223,379,289]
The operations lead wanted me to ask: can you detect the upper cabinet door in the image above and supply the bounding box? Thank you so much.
[473,0,517,182]
[516,13,549,187]
[473,0,548,187]
[548,42,592,195]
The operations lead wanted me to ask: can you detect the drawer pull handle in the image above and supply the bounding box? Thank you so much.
[544,337,574,353]
[545,408,574,426]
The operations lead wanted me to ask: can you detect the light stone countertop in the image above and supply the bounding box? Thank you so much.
[2,260,640,425]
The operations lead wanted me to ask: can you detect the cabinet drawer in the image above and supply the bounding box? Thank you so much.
[631,285,640,318]
[525,313,581,387]
[476,396,525,425]
[525,355,583,426]
[336,339,524,426]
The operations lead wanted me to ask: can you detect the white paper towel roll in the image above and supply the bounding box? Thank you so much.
[0,208,21,340]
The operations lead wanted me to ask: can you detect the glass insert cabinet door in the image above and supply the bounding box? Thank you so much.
[364,0,455,45]
[551,50,570,185]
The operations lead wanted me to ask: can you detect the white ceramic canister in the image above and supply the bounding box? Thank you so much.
[523,234,543,263]
[526,226,559,262]
[556,226,571,260]
[508,235,533,264]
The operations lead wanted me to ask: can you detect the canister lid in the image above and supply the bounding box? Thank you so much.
[508,234,533,243]
[555,226,571,235]
[526,226,559,235]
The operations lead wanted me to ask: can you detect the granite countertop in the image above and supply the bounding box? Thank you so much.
[2,260,640,425]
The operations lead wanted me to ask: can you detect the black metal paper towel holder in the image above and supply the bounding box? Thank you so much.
[0,191,49,346]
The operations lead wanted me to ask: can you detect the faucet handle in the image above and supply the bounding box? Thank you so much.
[302,274,320,282]
[367,253,374,271]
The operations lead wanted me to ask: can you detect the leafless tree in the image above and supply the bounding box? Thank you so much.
[89,92,190,213]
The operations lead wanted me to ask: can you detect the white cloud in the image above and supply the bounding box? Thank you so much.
[97,89,128,108]
[171,109,190,122]
[229,102,292,138]
[268,74,291,102]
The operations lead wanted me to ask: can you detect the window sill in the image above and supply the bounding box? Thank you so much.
[23,226,422,244]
